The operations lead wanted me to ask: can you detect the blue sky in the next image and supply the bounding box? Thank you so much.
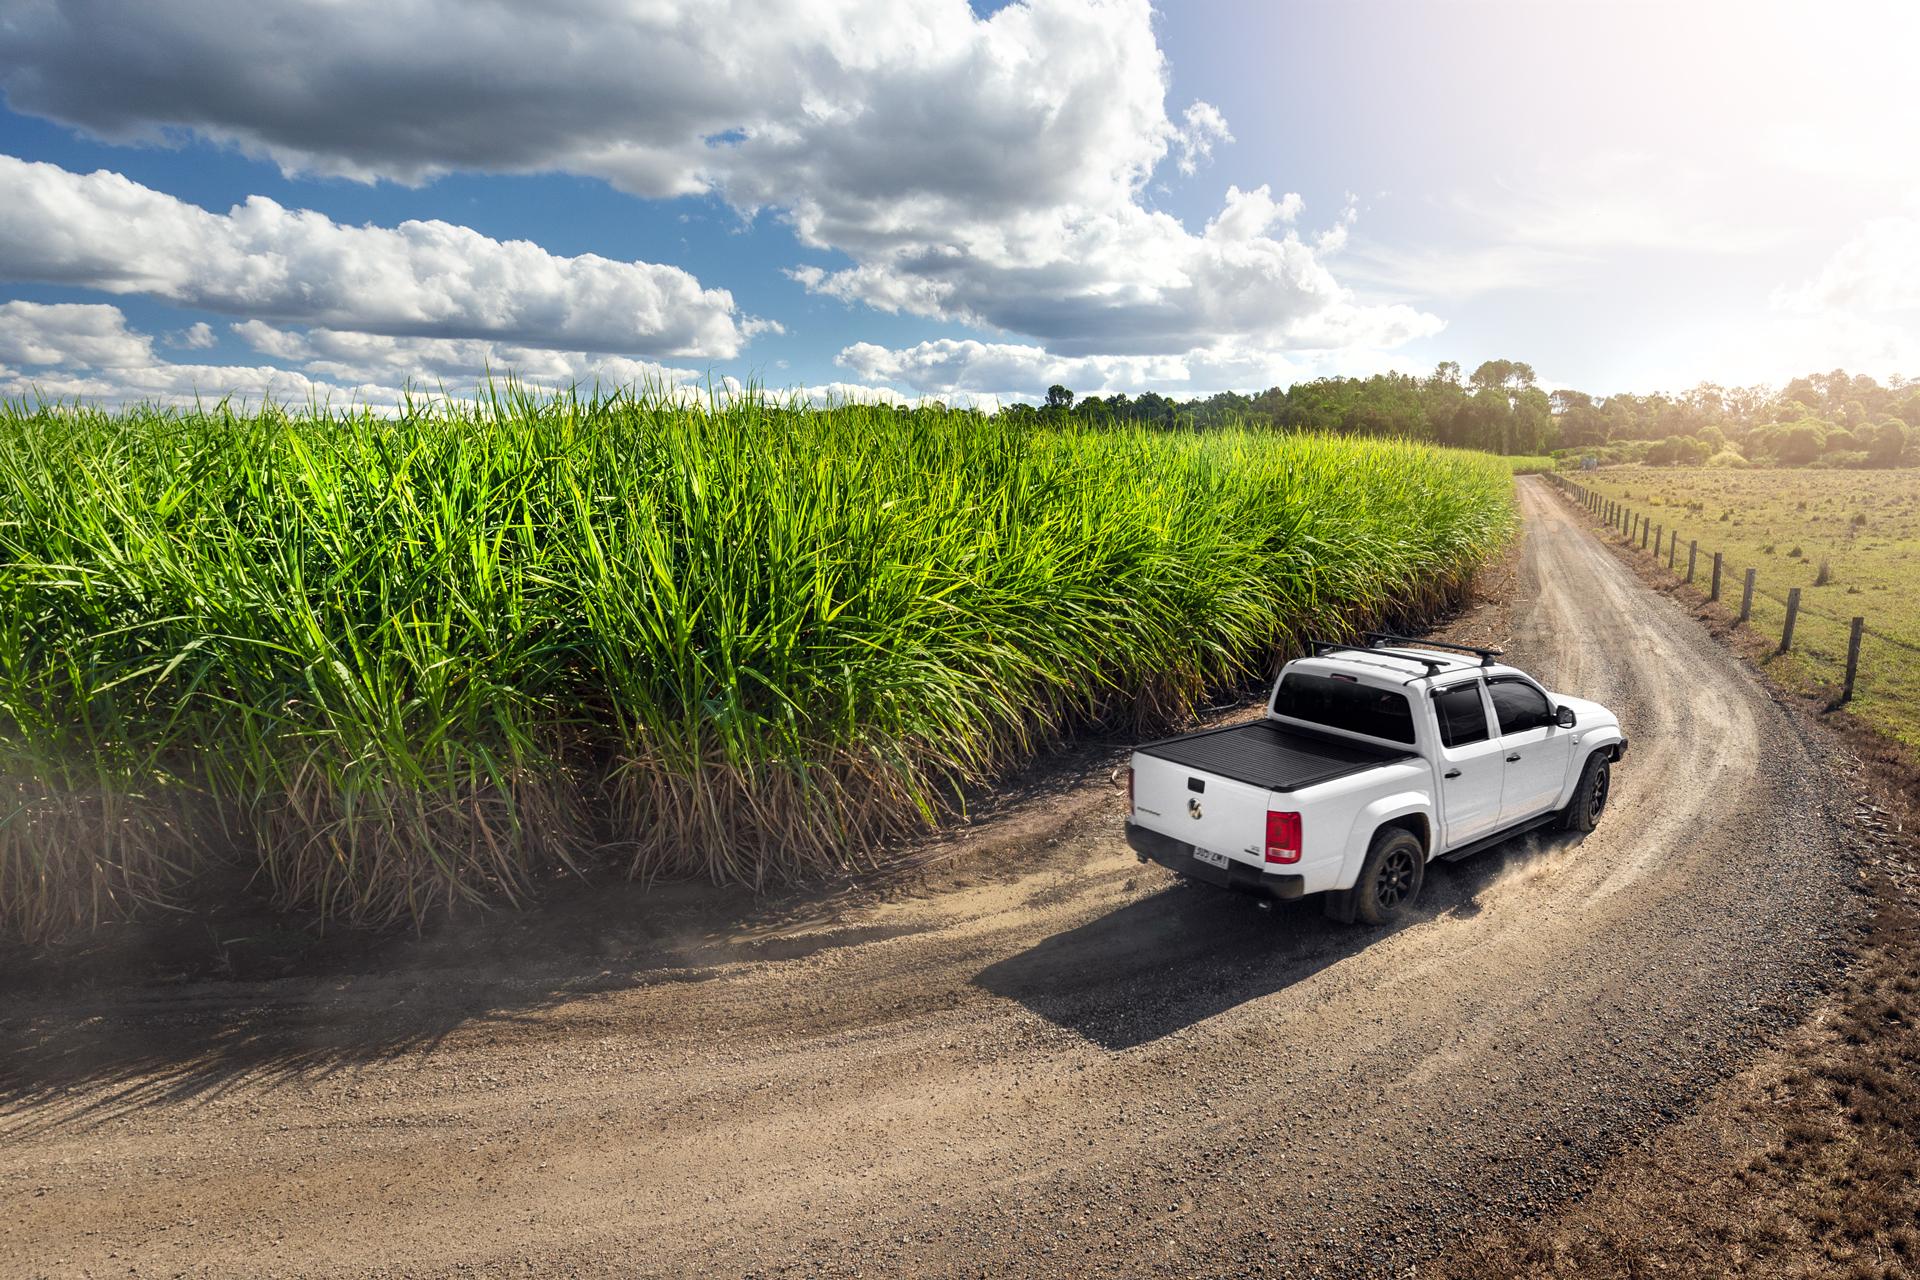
[1,0,1915,408]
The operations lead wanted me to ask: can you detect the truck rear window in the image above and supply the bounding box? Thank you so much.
[1272,673,1416,744]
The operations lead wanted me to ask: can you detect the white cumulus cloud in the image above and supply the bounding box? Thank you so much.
[228,321,710,392]
[1772,215,1920,316]
[834,335,1426,401]
[168,320,217,349]
[0,300,157,368]
[0,303,747,409]
[0,0,1433,370]
[0,156,754,358]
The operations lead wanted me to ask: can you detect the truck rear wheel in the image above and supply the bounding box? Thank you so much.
[1560,752,1612,833]
[1350,827,1426,926]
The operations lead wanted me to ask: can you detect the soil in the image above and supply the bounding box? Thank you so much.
[0,477,1864,1278]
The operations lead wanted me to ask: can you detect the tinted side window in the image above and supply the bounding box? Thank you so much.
[1488,678,1552,735]
[1272,673,1417,744]
[1432,683,1491,747]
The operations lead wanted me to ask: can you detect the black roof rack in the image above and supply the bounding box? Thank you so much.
[1305,636,1445,676]
[1362,631,1504,667]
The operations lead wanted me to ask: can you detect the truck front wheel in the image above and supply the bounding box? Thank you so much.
[1349,827,1426,926]
[1560,752,1612,833]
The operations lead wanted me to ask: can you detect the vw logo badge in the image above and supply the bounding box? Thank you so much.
[1187,797,1203,819]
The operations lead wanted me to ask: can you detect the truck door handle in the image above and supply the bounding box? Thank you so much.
[1505,753,1522,762]
[1443,768,1462,779]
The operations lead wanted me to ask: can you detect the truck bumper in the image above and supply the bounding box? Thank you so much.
[1125,820,1306,901]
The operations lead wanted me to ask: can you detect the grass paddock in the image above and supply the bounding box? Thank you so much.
[1572,466,1920,749]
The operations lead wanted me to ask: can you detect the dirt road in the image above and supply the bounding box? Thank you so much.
[1,478,1855,1278]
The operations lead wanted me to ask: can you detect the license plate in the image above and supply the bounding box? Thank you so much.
[1191,847,1230,870]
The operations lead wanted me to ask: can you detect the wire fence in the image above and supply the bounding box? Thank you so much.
[1544,473,1920,713]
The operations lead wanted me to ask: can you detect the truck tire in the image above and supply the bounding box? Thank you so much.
[1350,827,1426,926]
[1560,752,1612,832]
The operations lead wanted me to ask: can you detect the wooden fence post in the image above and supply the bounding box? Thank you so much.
[1655,525,1663,558]
[1687,540,1698,583]
[1780,587,1801,652]
[1842,616,1864,703]
[1739,568,1755,623]
[1641,517,1650,549]
[1710,551,1723,601]
[1668,534,1677,571]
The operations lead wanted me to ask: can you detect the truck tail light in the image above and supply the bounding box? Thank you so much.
[1265,811,1302,863]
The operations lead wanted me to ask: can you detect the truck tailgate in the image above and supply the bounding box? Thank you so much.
[1130,752,1277,861]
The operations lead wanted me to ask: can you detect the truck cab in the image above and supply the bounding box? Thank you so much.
[1124,634,1627,925]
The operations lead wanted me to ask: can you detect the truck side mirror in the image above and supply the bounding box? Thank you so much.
[1555,705,1576,729]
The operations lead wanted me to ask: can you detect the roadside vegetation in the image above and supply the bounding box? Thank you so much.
[1574,466,1920,749]
[0,389,1516,944]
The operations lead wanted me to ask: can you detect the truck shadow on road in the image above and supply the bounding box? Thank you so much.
[973,830,1589,1051]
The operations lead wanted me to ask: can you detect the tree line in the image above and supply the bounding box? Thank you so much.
[991,362,1919,467]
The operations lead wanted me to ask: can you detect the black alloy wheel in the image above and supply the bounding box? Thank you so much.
[1375,846,1418,912]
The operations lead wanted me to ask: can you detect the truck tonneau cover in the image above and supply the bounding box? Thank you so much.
[1136,719,1413,792]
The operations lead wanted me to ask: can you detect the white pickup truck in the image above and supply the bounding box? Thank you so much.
[1124,634,1627,925]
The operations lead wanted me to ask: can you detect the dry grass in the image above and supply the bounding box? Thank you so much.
[1566,466,1920,750]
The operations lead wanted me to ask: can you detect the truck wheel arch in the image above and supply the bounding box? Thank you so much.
[1343,794,1435,883]
[1559,738,1627,807]
[1376,812,1431,857]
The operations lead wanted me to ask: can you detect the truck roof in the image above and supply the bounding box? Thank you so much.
[1291,646,1493,686]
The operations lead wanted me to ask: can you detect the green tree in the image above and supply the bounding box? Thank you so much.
[1869,420,1908,467]
[1778,420,1826,466]
[1046,384,1074,410]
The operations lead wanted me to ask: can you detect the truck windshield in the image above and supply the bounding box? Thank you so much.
[1272,673,1416,744]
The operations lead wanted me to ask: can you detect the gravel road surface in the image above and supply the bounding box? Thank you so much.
[0,477,1854,1278]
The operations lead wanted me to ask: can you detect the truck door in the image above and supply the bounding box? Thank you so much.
[1488,676,1575,824]
[1429,680,1503,848]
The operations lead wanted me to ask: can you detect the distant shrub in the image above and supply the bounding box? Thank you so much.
[1647,434,1712,466]
[1706,449,1748,468]
[1868,420,1907,467]
[1778,421,1827,465]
